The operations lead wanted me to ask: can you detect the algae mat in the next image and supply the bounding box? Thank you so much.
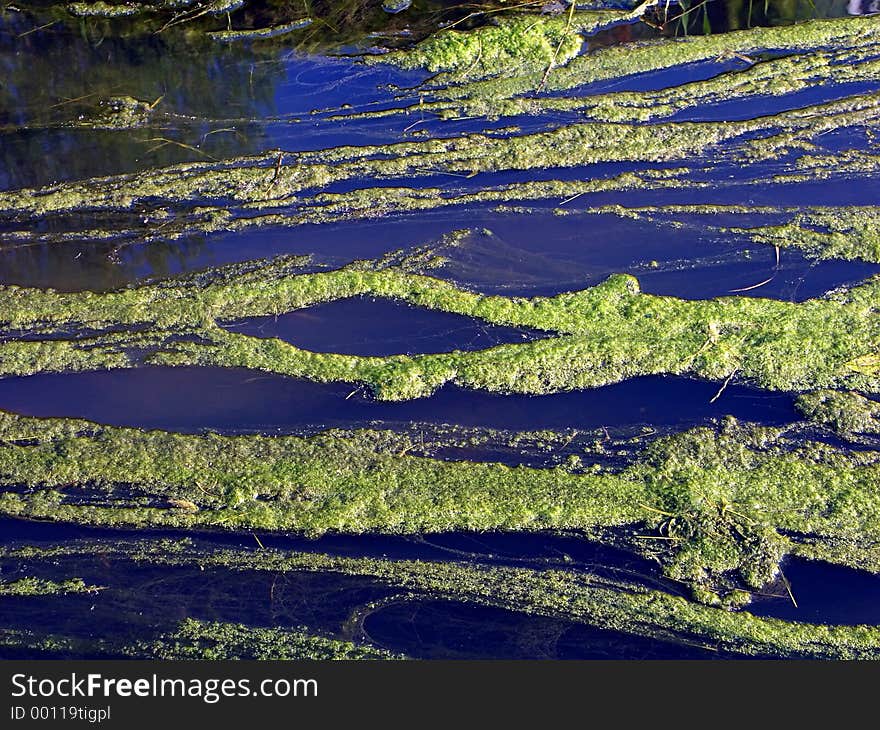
[2,2,880,659]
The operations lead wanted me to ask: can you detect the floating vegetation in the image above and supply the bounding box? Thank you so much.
[5,538,880,659]
[595,205,880,262]
[3,3,880,659]
[0,619,397,659]
[796,389,880,436]
[208,19,314,43]
[0,576,99,596]
[1,410,880,604]
[1,246,880,398]
[137,619,402,660]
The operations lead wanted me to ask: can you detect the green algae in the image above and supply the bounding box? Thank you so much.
[68,96,158,130]
[208,19,313,43]
[3,6,880,662]
[7,538,880,659]
[66,2,145,17]
[384,11,626,82]
[797,389,880,435]
[1,83,876,242]
[137,618,401,660]
[578,205,880,263]
[733,208,880,262]
[1,411,880,597]
[0,15,874,258]
[0,619,397,659]
[376,14,880,121]
[0,628,86,657]
[3,248,880,399]
[0,576,99,596]
[423,15,880,99]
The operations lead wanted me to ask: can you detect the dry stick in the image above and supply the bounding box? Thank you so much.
[17,20,57,38]
[779,569,798,608]
[402,118,429,134]
[557,190,586,207]
[624,0,665,20]
[709,367,739,404]
[157,4,213,34]
[47,91,105,110]
[729,275,775,293]
[537,0,576,93]
[142,137,217,160]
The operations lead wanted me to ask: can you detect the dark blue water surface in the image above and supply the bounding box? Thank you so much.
[0,367,798,434]
[2,1,880,658]
[219,296,544,355]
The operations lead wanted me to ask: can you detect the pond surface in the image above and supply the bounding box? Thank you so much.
[1,0,880,660]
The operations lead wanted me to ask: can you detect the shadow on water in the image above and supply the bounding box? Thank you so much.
[0,367,798,433]
[649,0,875,38]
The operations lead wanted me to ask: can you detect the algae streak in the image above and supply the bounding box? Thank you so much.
[2,251,880,398]
[7,539,880,659]
[1,412,879,599]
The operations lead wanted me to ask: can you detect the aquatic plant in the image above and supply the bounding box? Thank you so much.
[3,4,880,661]
[5,538,880,658]
[1,409,879,603]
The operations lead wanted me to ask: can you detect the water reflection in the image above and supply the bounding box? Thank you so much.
[0,19,279,188]
[848,0,880,14]
[652,0,866,35]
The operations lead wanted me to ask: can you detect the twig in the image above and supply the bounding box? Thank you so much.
[709,367,739,404]
[142,137,217,160]
[557,190,586,207]
[537,0,576,93]
[17,19,56,38]
[729,275,774,293]
[779,569,798,608]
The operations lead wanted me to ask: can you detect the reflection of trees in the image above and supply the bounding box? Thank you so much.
[9,0,508,51]
[0,13,283,189]
[0,235,212,291]
[655,0,855,35]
